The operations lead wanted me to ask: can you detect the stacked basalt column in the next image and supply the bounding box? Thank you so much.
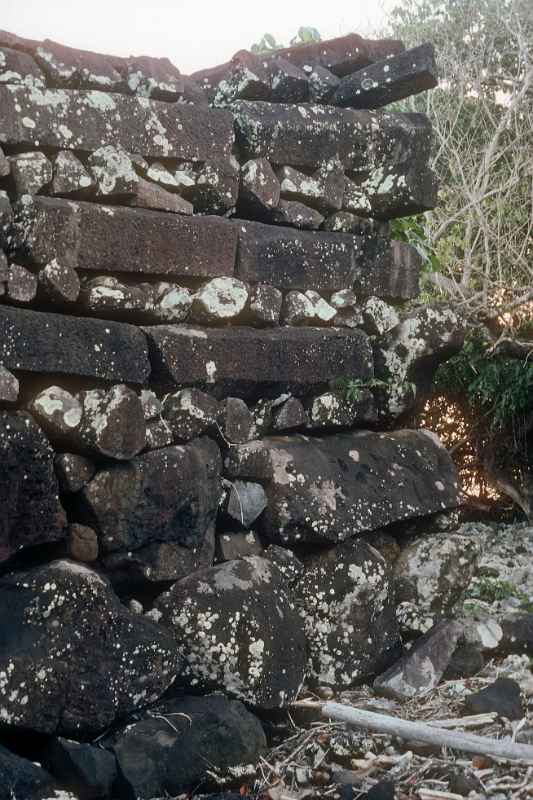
[0,29,465,793]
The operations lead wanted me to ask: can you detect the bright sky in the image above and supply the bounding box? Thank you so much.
[1,0,394,75]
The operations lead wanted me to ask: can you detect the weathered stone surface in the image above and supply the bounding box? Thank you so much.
[217,531,264,562]
[192,277,249,323]
[35,38,123,90]
[394,532,479,636]
[7,262,38,303]
[0,147,9,178]
[78,385,146,460]
[236,220,419,297]
[278,160,344,212]
[282,290,337,326]
[0,745,60,800]
[498,613,533,656]
[330,289,364,328]
[88,145,139,197]
[219,397,254,443]
[245,284,283,327]
[362,296,400,335]
[110,694,266,799]
[225,430,459,545]
[239,157,281,215]
[213,51,272,105]
[270,57,309,103]
[272,397,308,431]
[334,43,438,109]
[122,54,184,101]
[0,411,65,560]
[0,45,46,87]
[51,150,95,197]
[0,560,180,737]
[0,365,19,404]
[344,166,438,219]
[140,389,161,420]
[0,85,234,161]
[224,480,268,529]
[145,325,373,399]
[233,102,426,172]
[79,438,221,555]
[8,151,52,195]
[308,65,340,103]
[102,530,215,588]
[66,523,99,563]
[128,176,194,214]
[44,737,117,800]
[306,390,376,430]
[155,556,307,708]
[193,159,239,214]
[29,385,83,440]
[144,419,174,451]
[374,620,462,701]
[38,259,81,304]
[161,388,221,441]
[464,677,525,720]
[269,200,325,230]
[12,196,237,279]
[322,210,389,235]
[54,453,96,494]
[265,544,304,584]
[298,539,400,687]
[0,306,150,383]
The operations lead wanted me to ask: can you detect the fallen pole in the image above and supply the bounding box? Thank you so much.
[310,702,533,763]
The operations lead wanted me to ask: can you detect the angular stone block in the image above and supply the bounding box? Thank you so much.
[225,430,460,544]
[0,85,234,161]
[0,46,46,87]
[334,43,438,109]
[145,325,373,398]
[11,196,238,278]
[0,306,150,383]
[35,38,124,90]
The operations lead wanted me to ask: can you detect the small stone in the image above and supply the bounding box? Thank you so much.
[39,259,80,304]
[8,151,52,195]
[51,151,95,197]
[308,65,340,103]
[444,641,485,680]
[128,176,193,214]
[146,161,181,191]
[0,145,11,178]
[245,284,282,327]
[44,736,117,800]
[122,54,184,101]
[80,275,148,316]
[79,384,146,460]
[129,599,144,615]
[272,397,308,431]
[270,57,309,103]
[88,145,138,197]
[7,263,38,303]
[162,388,221,441]
[239,157,281,216]
[144,282,192,323]
[0,744,59,800]
[30,386,83,440]
[374,620,463,701]
[362,297,400,336]
[144,419,173,451]
[54,453,96,494]
[130,153,149,176]
[306,390,375,430]
[330,289,364,328]
[464,677,525,720]
[270,199,324,230]
[225,480,268,529]
[140,390,161,421]
[278,160,344,212]
[219,397,254,444]
[214,50,271,105]
[67,523,99,562]
[193,158,239,214]
[0,365,19,404]
[193,277,249,323]
[282,291,315,325]
[305,290,337,324]
[217,531,264,561]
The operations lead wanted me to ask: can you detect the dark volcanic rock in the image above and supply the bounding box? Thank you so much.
[6,263,38,304]
[0,365,19,405]
[79,385,146,460]
[145,325,373,399]
[111,694,266,799]
[298,539,400,688]
[236,220,420,297]
[0,560,180,737]
[225,430,459,545]
[219,397,254,444]
[121,54,184,101]
[0,85,233,161]
[374,620,462,701]
[155,556,307,708]
[161,388,221,441]
[239,157,281,216]
[8,151,52,195]
[79,438,221,554]
[54,453,96,494]
[66,523,99,563]
[270,58,309,103]
[11,196,238,279]
[464,678,525,721]
[44,737,117,800]
[498,613,533,656]
[0,45,46,87]
[0,411,65,561]
[35,38,124,90]
[29,386,82,442]
[224,480,268,529]
[0,745,59,800]
[0,306,150,383]
[334,43,438,109]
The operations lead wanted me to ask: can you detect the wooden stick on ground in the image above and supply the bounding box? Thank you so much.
[303,702,533,764]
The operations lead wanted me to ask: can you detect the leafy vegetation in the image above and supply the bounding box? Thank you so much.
[251,26,321,54]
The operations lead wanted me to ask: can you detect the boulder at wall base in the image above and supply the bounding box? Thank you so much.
[43,737,117,800]
[0,744,62,800]
[225,430,459,545]
[0,411,65,561]
[0,560,180,738]
[78,438,221,555]
[110,694,266,800]
[297,539,400,688]
[154,556,307,709]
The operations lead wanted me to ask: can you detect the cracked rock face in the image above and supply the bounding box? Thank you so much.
[297,538,400,688]
[0,560,180,738]
[155,555,307,709]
